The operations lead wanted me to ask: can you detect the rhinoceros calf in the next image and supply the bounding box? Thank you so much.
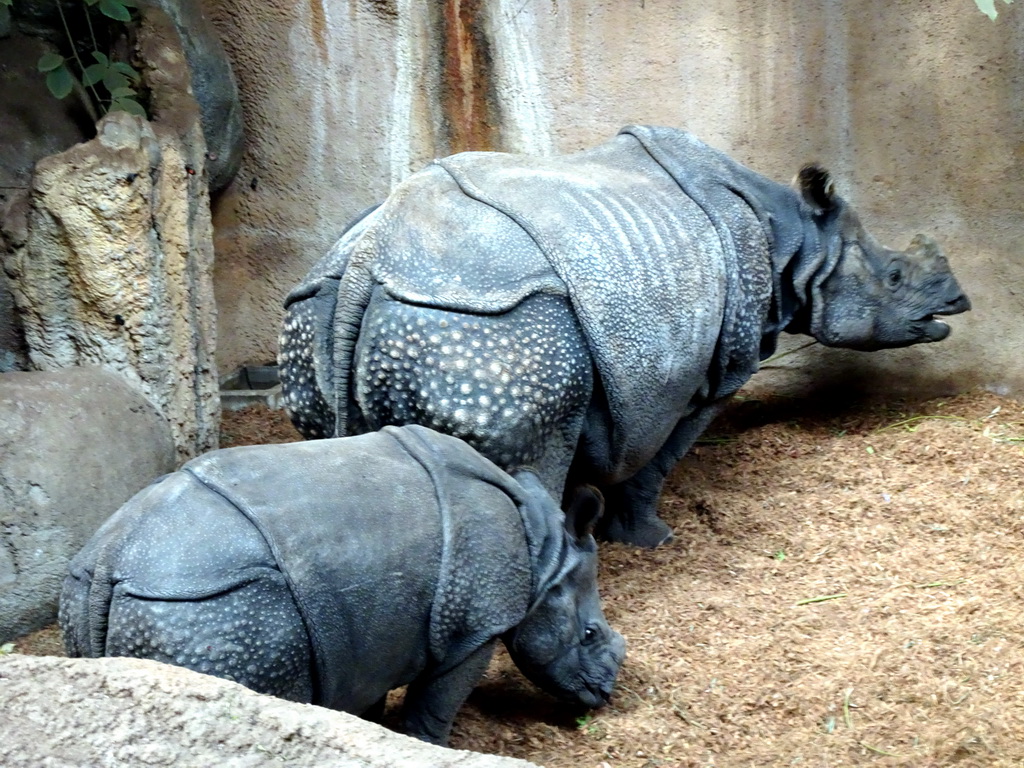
[59,425,625,745]
[279,125,970,547]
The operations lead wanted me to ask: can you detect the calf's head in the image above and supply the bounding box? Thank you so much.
[504,480,626,710]
[795,166,970,351]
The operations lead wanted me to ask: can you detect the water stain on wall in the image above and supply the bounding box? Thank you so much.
[309,0,329,61]
[363,0,398,21]
[439,0,500,153]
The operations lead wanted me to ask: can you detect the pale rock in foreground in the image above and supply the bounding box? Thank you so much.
[0,655,540,768]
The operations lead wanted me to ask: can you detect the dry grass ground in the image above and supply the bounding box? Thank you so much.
[15,390,1024,767]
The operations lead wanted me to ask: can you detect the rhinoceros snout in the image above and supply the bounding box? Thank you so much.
[939,291,971,316]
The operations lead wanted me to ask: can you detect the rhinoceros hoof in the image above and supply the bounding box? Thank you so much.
[601,515,674,549]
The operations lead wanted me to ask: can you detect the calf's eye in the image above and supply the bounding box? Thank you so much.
[887,268,903,288]
[583,626,598,644]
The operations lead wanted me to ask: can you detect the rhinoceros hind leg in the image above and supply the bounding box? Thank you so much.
[362,694,388,722]
[597,467,674,548]
[106,575,313,702]
[354,289,592,494]
[280,289,337,439]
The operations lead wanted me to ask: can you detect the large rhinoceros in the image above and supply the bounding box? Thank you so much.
[279,125,970,547]
[60,425,625,746]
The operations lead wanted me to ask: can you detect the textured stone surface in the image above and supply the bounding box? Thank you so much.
[0,367,175,643]
[141,0,243,192]
[206,0,1021,400]
[0,654,539,768]
[6,9,220,462]
[0,35,95,372]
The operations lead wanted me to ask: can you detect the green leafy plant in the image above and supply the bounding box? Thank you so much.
[574,713,603,737]
[22,0,146,116]
[975,0,1014,19]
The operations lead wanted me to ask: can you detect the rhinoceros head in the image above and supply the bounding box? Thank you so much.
[794,166,970,351]
[504,480,626,710]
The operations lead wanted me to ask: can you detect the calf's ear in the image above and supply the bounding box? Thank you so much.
[794,165,838,215]
[564,485,604,542]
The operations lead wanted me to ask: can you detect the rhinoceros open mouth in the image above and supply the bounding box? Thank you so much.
[916,315,951,342]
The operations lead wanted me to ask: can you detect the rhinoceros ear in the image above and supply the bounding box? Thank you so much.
[794,165,838,215]
[564,485,604,543]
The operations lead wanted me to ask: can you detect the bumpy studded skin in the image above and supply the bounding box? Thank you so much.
[60,426,625,746]
[280,125,970,547]
[353,288,592,491]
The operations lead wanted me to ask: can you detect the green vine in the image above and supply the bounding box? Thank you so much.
[2,0,146,117]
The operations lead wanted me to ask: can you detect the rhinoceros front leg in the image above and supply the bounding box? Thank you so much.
[599,466,675,548]
[600,398,732,548]
[402,640,497,745]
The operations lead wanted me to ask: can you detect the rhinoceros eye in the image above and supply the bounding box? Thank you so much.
[583,626,598,645]
[886,267,903,289]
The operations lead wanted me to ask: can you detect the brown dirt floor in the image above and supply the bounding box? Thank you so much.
[13,390,1024,767]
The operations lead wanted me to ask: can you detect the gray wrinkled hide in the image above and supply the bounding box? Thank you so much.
[280,126,969,547]
[60,425,622,744]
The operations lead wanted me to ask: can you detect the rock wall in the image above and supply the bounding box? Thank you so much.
[6,9,220,461]
[0,35,96,373]
[0,654,539,768]
[140,0,244,192]
[207,1,1024,398]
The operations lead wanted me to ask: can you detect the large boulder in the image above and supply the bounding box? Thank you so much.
[6,108,219,461]
[5,8,222,461]
[0,655,539,768]
[0,367,175,642]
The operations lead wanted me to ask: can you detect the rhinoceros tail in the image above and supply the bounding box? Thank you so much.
[57,571,88,656]
[330,255,377,437]
[57,563,105,657]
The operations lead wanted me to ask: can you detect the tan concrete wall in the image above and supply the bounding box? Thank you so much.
[206,0,1024,397]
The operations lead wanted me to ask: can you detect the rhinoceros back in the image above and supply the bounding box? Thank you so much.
[428,131,770,478]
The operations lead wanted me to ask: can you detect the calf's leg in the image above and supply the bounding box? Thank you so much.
[402,640,497,745]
